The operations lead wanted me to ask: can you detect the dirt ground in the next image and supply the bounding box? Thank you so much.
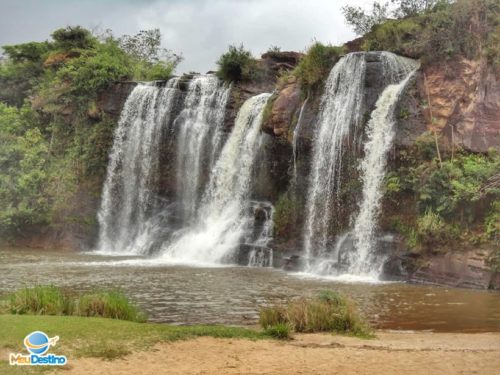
[57,331,500,375]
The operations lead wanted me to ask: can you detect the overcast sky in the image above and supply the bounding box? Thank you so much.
[0,0,374,73]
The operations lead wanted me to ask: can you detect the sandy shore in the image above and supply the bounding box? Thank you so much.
[57,331,500,375]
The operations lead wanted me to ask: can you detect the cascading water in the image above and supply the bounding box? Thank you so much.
[303,52,418,278]
[175,75,230,223]
[96,79,180,254]
[350,54,419,275]
[247,201,274,267]
[159,93,272,264]
[303,53,367,263]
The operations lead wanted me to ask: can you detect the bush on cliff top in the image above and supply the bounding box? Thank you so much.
[293,42,344,94]
[216,44,258,82]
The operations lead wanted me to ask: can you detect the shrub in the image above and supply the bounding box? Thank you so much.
[76,291,146,322]
[259,291,373,337]
[293,42,344,93]
[485,201,500,240]
[264,323,292,340]
[416,210,457,245]
[9,285,74,315]
[216,44,257,82]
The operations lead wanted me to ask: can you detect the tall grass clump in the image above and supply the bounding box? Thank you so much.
[76,291,146,322]
[259,290,373,338]
[7,285,146,322]
[9,285,74,315]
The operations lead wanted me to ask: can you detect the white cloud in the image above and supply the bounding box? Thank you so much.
[0,0,375,73]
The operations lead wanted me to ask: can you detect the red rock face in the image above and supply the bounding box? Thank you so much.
[265,78,301,139]
[421,58,500,152]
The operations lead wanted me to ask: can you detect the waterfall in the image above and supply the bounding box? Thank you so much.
[247,201,274,267]
[302,51,418,278]
[303,53,367,263]
[292,97,308,181]
[350,54,419,275]
[175,75,230,224]
[159,93,272,264]
[96,79,180,254]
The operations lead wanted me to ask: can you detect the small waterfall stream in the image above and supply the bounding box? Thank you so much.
[350,55,419,275]
[96,79,180,254]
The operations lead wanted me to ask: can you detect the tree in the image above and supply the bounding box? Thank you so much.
[342,2,390,35]
[392,0,442,18]
[51,26,96,50]
[119,29,180,65]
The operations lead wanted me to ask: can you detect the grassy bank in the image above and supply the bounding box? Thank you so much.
[0,314,268,374]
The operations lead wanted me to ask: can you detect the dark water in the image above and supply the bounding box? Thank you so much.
[1,248,499,332]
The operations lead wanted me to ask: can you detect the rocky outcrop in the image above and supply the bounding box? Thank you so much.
[98,81,137,118]
[408,250,500,290]
[262,77,301,138]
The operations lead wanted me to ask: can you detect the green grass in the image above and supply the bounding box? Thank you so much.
[259,290,374,338]
[75,290,146,322]
[0,314,270,373]
[263,323,292,340]
[5,286,146,322]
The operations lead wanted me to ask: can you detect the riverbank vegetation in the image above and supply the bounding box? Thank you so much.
[3,285,146,322]
[259,291,373,338]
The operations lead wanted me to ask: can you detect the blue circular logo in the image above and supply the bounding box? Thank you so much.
[24,331,50,355]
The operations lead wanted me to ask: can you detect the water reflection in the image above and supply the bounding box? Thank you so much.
[1,248,499,332]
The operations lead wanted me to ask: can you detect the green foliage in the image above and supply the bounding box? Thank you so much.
[384,172,402,195]
[2,42,50,63]
[9,285,74,316]
[411,153,499,220]
[416,210,458,245]
[216,44,257,82]
[0,103,50,236]
[293,42,344,93]
[485,201,499,240]
[7,285,146,323]
[51,26,96,51]
[53,39,132,106]
[273,192,296,239]
[361,0,498,63]
[259,291,373,337]
[76,291,146,322]
[362,18,422,56]
[0,26,180,238]
[263,323,292,340]
[342,2,389,35]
